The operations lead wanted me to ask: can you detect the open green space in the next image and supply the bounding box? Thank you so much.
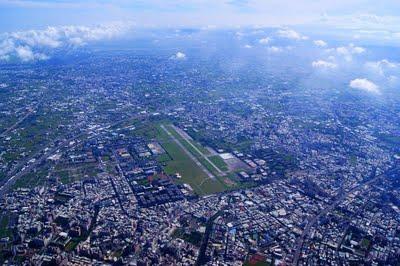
[164,125,224,176]
[155,125,228,195]
[0,172,6,184]
[166,125,210,156]
[156,153,171,163]
[159,140,226,195]
[0,214,12,239]
[53,163,100,184]
[130,120,249,195]
[209,155,229,171]
[12,170,48,189]
[172,228,203,247]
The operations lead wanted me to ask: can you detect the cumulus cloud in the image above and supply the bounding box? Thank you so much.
[15,46,48,62]
[171,52,186,60]
[15,46,34,61]
[258,37,271,44]
[277,29,308,40]
[314,40,327,47]
[312,60,337,69]
[0,21,134,62]
[235,31,244,39]
[336,43,365,55]
[244,44,252,49]
[267,46,283,53]
[365,59,398,76]
[349,78,380,94]
[326,43,366,61]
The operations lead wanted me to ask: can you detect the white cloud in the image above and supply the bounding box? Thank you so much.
[15,46,49,62]
[267,46,283,53]
[365,59,398,75]
[244,44,252,49]
[327,55,336,61]
[235,31,244,39]
[1,1,400,37]
[328,43,366,61]
[336,47,348,55]
[258,37,271,44]
[0,55,10,61]
[0,22,134,62]
[0,39,15,58]
[15,46,34,61]
[318,13,400,37]
[171,52,186,60]
[349,78,380,94]
[277,29,308,40]
[312,60,337,69]
[176,52,186,59]
[352,46,365,54]
[336,43,365,55]
[314,40,327,47]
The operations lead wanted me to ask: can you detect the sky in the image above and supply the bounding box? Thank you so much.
[1,0,400,32]
[0,0,399,95]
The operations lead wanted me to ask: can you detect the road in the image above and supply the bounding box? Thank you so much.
[0,113,147,197]
[0,131,87,195]
[291,167,396,265]
[0,108,35,138]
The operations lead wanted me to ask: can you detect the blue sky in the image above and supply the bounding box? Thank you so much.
[1,0,400,63]
[1,0,400,32]
[0,1,399,96]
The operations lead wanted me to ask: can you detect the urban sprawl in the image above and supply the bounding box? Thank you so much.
[0,52,399,265]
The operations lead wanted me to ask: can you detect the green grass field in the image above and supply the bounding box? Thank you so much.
[172,228,203,247]
[128,121,247,195]
[0,214,12,238]
[155,125,229,195]
[209,155,229,171]
[12,170,47,189]
[52,163,100,185]
[164,125,226,175]
[158,138,226,195]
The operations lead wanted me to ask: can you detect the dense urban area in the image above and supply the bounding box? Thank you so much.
[0,48,399,266]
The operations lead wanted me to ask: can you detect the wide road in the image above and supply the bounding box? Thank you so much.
[291,167,396,265]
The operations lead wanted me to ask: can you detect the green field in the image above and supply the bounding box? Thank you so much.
[158,137,227,195]
[53,163,100,184]
[164,125,227,176]
[209,155,229,171]
[154,125,229,195]
[12,170,48,189]
[130,121,247,195]
[0,214,12,239]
